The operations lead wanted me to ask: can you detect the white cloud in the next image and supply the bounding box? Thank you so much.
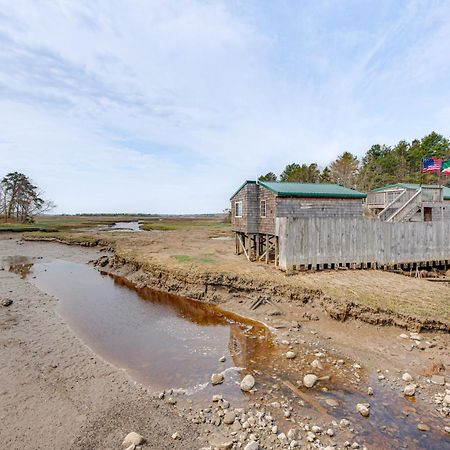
[0,0,450,213]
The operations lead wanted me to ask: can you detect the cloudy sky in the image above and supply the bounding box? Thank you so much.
[1,1,450,213]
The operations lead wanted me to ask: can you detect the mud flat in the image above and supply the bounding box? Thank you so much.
[1,234,449,450]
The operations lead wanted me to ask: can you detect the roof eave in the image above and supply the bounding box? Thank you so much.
[229,180,256,200]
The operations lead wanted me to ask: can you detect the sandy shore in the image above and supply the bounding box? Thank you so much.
[0,235,208,450]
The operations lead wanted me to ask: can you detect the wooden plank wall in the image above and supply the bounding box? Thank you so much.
[276,217,450,270]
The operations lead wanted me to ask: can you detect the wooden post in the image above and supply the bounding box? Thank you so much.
[275,236,279,267]
[265,234,269,264]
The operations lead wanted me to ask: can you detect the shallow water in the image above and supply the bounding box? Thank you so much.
[6,257,448,449]
[109,221,141,232]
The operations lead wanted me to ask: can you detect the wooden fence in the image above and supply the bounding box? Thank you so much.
[276,217,450,271]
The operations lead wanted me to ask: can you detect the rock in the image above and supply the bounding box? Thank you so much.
[326,428,335,437]
[326,398,338,407]
[219,356,226,362]
[311,425,322,433]
[404,384,416,396]
[212,394,223,402]
[244,440,259,450]
[211,373,224,385]
[287,429,297,440]
[311,359,323,370]
[286,351,296,359]
[171,431,180,440]
[431,375,445,385]
[399,333,409,339]
[210,435,234,450]
[444,426,450,434]
[124,445,135,450]
[303,374,318,388]
[402,373,413,382]
[443,394,450,404]
[0,298,13,307]
[367,387,374,396]
[409,333,421,341]
[223,411,236,425]
[240,374,255,392]
[356,403,370,417]
[290,440,299,448]
[122,432,144,448]
[340,418,350,427]
[417,423,430,432]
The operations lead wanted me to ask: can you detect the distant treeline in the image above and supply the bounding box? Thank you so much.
[259,132,450,191]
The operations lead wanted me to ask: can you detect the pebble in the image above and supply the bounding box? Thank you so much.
[223,411,236,425]
[402,373,413,382]
[240,374,255,392]
[326,398,338,407]
[399,333,408,339]
[404,384,416,396]
[356,403,370,417]
[0,298,13,307]
[367,387,374,396]
[244,440,259,450]
[209,436,234,449]
[212,394,223,402]
[122,432,144,448]
[171,431,180,440]
[286,351,296,359]
[417,423,430,432]
[287,429,297,440]
[431,375,445,385]
[311,359,323,370]
[303,374,318,388]
[326,428,335,437]
[444,426,450,434]
[219,356,226,362]
[211,373,224,385]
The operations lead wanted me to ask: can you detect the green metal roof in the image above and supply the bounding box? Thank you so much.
[258,181,366,198]
[368,183,450,200]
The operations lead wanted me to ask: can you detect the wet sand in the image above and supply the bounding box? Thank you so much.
[0,235,208,450]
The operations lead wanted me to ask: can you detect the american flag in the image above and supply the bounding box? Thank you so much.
[422,157,443,172]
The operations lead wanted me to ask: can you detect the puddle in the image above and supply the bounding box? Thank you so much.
[109,221,141,232]
[8,257,448,449]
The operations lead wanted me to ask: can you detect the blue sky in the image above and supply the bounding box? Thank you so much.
[1,0,450,213]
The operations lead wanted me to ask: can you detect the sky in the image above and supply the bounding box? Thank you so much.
[1,0,450,214]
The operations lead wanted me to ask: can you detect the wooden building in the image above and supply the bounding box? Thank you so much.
[230,180,366,264]
[366,183,450,222]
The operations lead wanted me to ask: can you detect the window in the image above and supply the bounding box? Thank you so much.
[424,207,432,222]
[260,200,266,218]
[235,201,243,218]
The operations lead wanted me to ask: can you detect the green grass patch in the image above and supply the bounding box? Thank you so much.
[141,217,230,231]
[171,254,193,262]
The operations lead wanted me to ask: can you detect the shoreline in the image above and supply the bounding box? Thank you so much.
[1,234,449,449]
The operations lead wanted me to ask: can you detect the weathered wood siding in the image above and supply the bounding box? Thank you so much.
[258,186,277,234]
[277,216,450,270]
[231,183,259,233]
[276,198,363,218]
